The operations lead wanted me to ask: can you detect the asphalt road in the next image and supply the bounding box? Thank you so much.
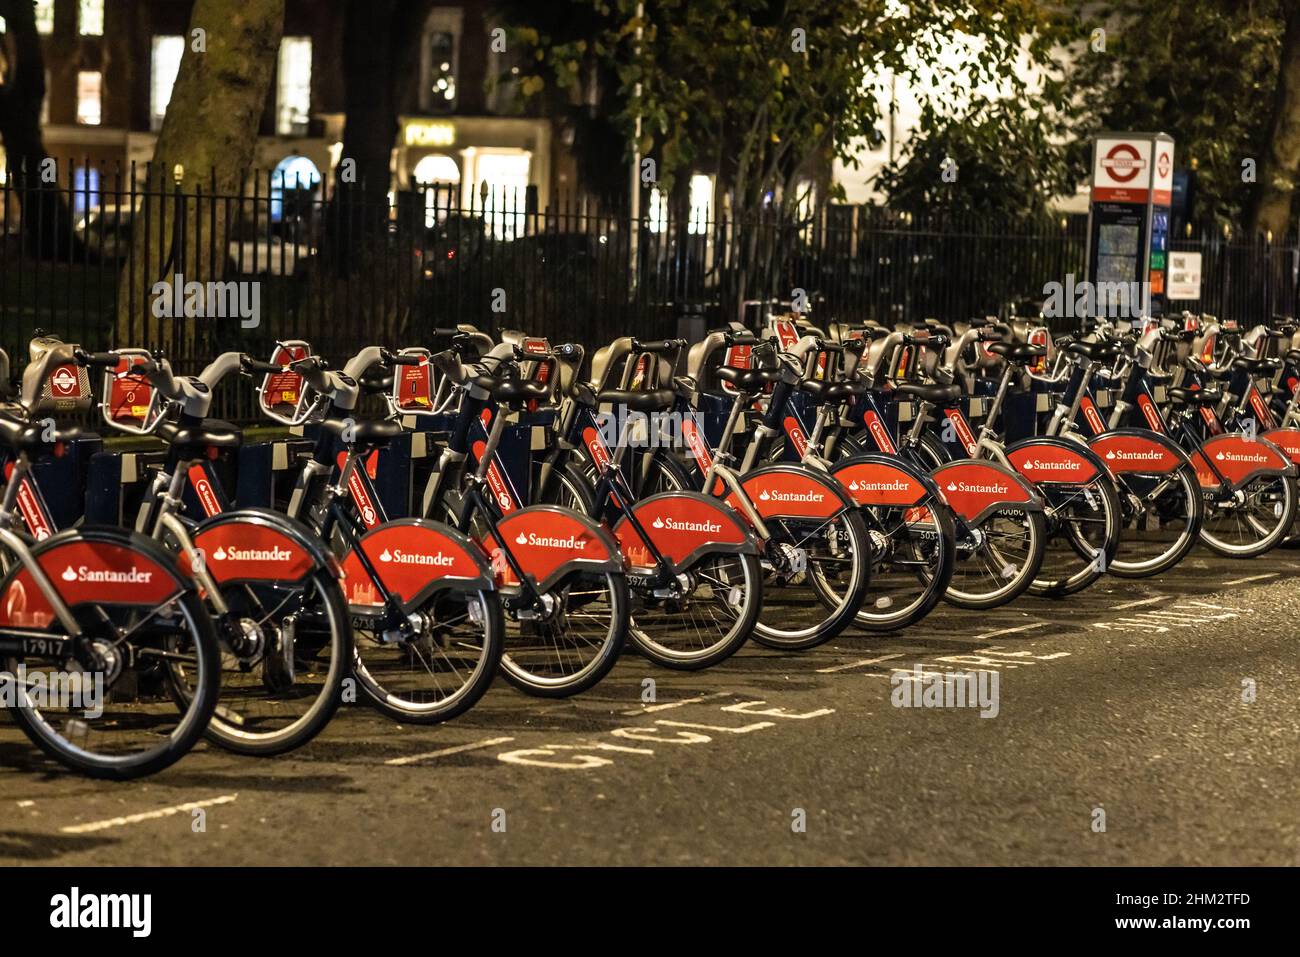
[3,549,1298,867]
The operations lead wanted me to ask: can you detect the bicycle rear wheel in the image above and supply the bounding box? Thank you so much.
[1199,473,1298,557]
[629,552,762,669]
[353,586,504,723]
[6,590,220,779]
[752,506,872,650]
[204,568,352,756]
[945,506,1047,610]
[856,498,956,631]
[1108,464,1202,577]
[1029,476,1121,597]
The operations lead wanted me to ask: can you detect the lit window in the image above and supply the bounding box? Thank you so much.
[277,37,312,136]
[421,9,462,114]
[35,0,54,35]
[79,0,103,36]
[475,152,529,239]
[428,32,457,111]
[150,36,184,131]
[688,174,713,235]
[76,71,102,125]
[648,188,667,234]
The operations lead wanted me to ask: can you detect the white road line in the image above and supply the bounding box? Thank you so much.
[815,653,906,674]
[1221,573,1279,587]
[1112,596,1164,610]
[60,794,238,835]
[384,736,516,766]
[619,692,732,715]
[972,622,1048,641]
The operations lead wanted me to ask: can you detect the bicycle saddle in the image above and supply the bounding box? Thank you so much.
[1231,356,1280,375]
[321,416,403,446]
[1167,387,1222,406]
[158,419,242,449]
[715,365,779,392]
[0,414,83,454]
[596,387,676,412]
[893,382,963,405]
[473,374,551,405]
[1065,340,1122,362]
[799,378,866,402]
[987,341,1047,364]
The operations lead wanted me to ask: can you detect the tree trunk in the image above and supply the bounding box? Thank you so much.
[335,0,433,231]
[114,0,285,353]
[1249,0,1300,241]
[0,0,81,260]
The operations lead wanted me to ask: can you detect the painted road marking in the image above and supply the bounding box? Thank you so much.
[972,622,1049,641]
[385,736,516,766]
[1221,573,1279,586]
[1112,596,1164,610]
[620,691,732,716]
[816,653,906,674]
[1091,598,1248,633]
[61,794,238,835]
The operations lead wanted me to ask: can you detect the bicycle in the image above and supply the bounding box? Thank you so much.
[0,339,219,778]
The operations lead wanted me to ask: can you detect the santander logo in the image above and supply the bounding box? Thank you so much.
[946,480,1010,495]
[1024,458,1081,472]
[378,547,455,567]
[757,488,824,503]
[650,515,723,533]
[61,564,153,583]
[514,531,588,550]
[847,478,909,492]
[1215,450,1268,463]
[212,545,293,562]
[1105,448,1164,461]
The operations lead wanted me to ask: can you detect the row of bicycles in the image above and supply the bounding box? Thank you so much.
[1,309,1297,778]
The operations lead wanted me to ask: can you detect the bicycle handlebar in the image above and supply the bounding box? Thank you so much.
[74,348,119,369]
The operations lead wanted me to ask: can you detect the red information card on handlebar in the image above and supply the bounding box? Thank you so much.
[258,341,315,425]
[108,358,153,425]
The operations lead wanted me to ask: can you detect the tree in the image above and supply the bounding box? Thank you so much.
[0,0,79,258]
[1071,0,1286,233]
[503,0,1074,317]
[114,0,285,350]
[1251,0,1300,241]
[873,99,1081,221]
[337,0,435,226]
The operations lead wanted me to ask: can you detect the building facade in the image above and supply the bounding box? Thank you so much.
[10,0,561,214]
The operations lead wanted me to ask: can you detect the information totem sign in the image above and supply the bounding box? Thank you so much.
[1085,132,1175,319]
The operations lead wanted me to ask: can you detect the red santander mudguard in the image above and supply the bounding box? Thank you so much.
[0,528,186,630]
[484,505,622,592]
[1087,429,1188,474]
[613,492,757,573]
[341,518,493,610]
[1190,433,1296,489]
[184,508,330,585]
[724,464,854,521]
[1006,437,1108,485]
[830,454,935,508]
[930,459,1042,524]
[1262,427,1300,464]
